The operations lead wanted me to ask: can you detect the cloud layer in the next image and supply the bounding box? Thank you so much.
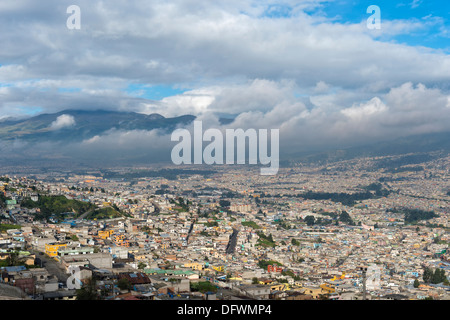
[0,0,449,164]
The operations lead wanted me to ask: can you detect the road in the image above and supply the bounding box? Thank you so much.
[185,219,196,244]
[32,250,68,283]
[77,209,95,220]
[225,229,239,254]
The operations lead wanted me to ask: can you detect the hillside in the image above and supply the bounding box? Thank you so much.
[0,109,196,143]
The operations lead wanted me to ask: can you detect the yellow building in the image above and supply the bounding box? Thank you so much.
[134,253,147,261]
[302,286,328,299]
[211,265,224,272]
[98,229,114,239]
[45,243,67,257]
[270,283,289,291]
[320,283,336,294]
[184,262,204,271]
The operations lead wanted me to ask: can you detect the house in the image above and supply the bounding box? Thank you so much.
[184,262,204,271]
[41,290,77,300]
[285,291,313,300]
[45,242,67,257]
[238,284,270,299]
[118,272,151,286]
[14,278,34,296]
[60,252,113,270]
[301,286,330,299]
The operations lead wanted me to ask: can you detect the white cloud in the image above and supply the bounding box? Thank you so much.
[49,114,76,130]
[341,97,388,120]
[0,0,448,159]
[410,0,422,9]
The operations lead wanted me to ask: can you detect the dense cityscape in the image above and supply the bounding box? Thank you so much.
[0,152,448,301]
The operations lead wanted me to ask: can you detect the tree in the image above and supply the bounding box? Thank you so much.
[9,251,20,266]
[413,279,420,288]
[339,211,354,225]
[252,277,259,284]
[138,262,147,270]
[190,281,217,293]
[117,278,132,291]
[219,200,230,208]
[304,215,315,226]
[76,277,99,300]
[423,267,447,284]
[431,268,447,284]
[423,267,433,284]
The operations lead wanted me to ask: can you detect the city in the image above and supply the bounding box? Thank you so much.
[0,151,448,301]
[0,1,449,316]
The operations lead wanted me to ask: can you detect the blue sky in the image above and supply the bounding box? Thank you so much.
[126,84,187,101]
[127,0,450,101]
[309,0,449,50]
[259,1,449,50]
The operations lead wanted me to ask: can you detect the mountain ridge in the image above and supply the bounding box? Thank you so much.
[0,109,196,142]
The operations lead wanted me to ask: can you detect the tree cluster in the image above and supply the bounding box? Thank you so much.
[423,267,448,285]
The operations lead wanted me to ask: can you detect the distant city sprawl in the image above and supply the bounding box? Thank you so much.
[0,152,448,301]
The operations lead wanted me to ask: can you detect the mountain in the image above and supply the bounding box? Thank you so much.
[1,109,449,170]
[0,109,196,143]
[289,131,450,165]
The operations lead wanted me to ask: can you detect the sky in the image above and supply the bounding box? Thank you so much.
[0,0,449,163]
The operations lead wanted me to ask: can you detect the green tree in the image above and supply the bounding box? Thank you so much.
[339,211,354,225]
[117,278,132,291]
[423,267,433,283]
[413,279,420,288]
[7,251,20,266]
[431,268,447,284]
[76,277,99,300]
[190,281,217,293]
[252,277,259,284]
[304,216,315,226]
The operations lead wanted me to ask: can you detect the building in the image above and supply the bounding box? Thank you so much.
[118,272,151,286]
[98,230,114,240]
[58,247,95,257]
[45,243,67,257]
[238,285,270,299]
[60,252,113,270]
